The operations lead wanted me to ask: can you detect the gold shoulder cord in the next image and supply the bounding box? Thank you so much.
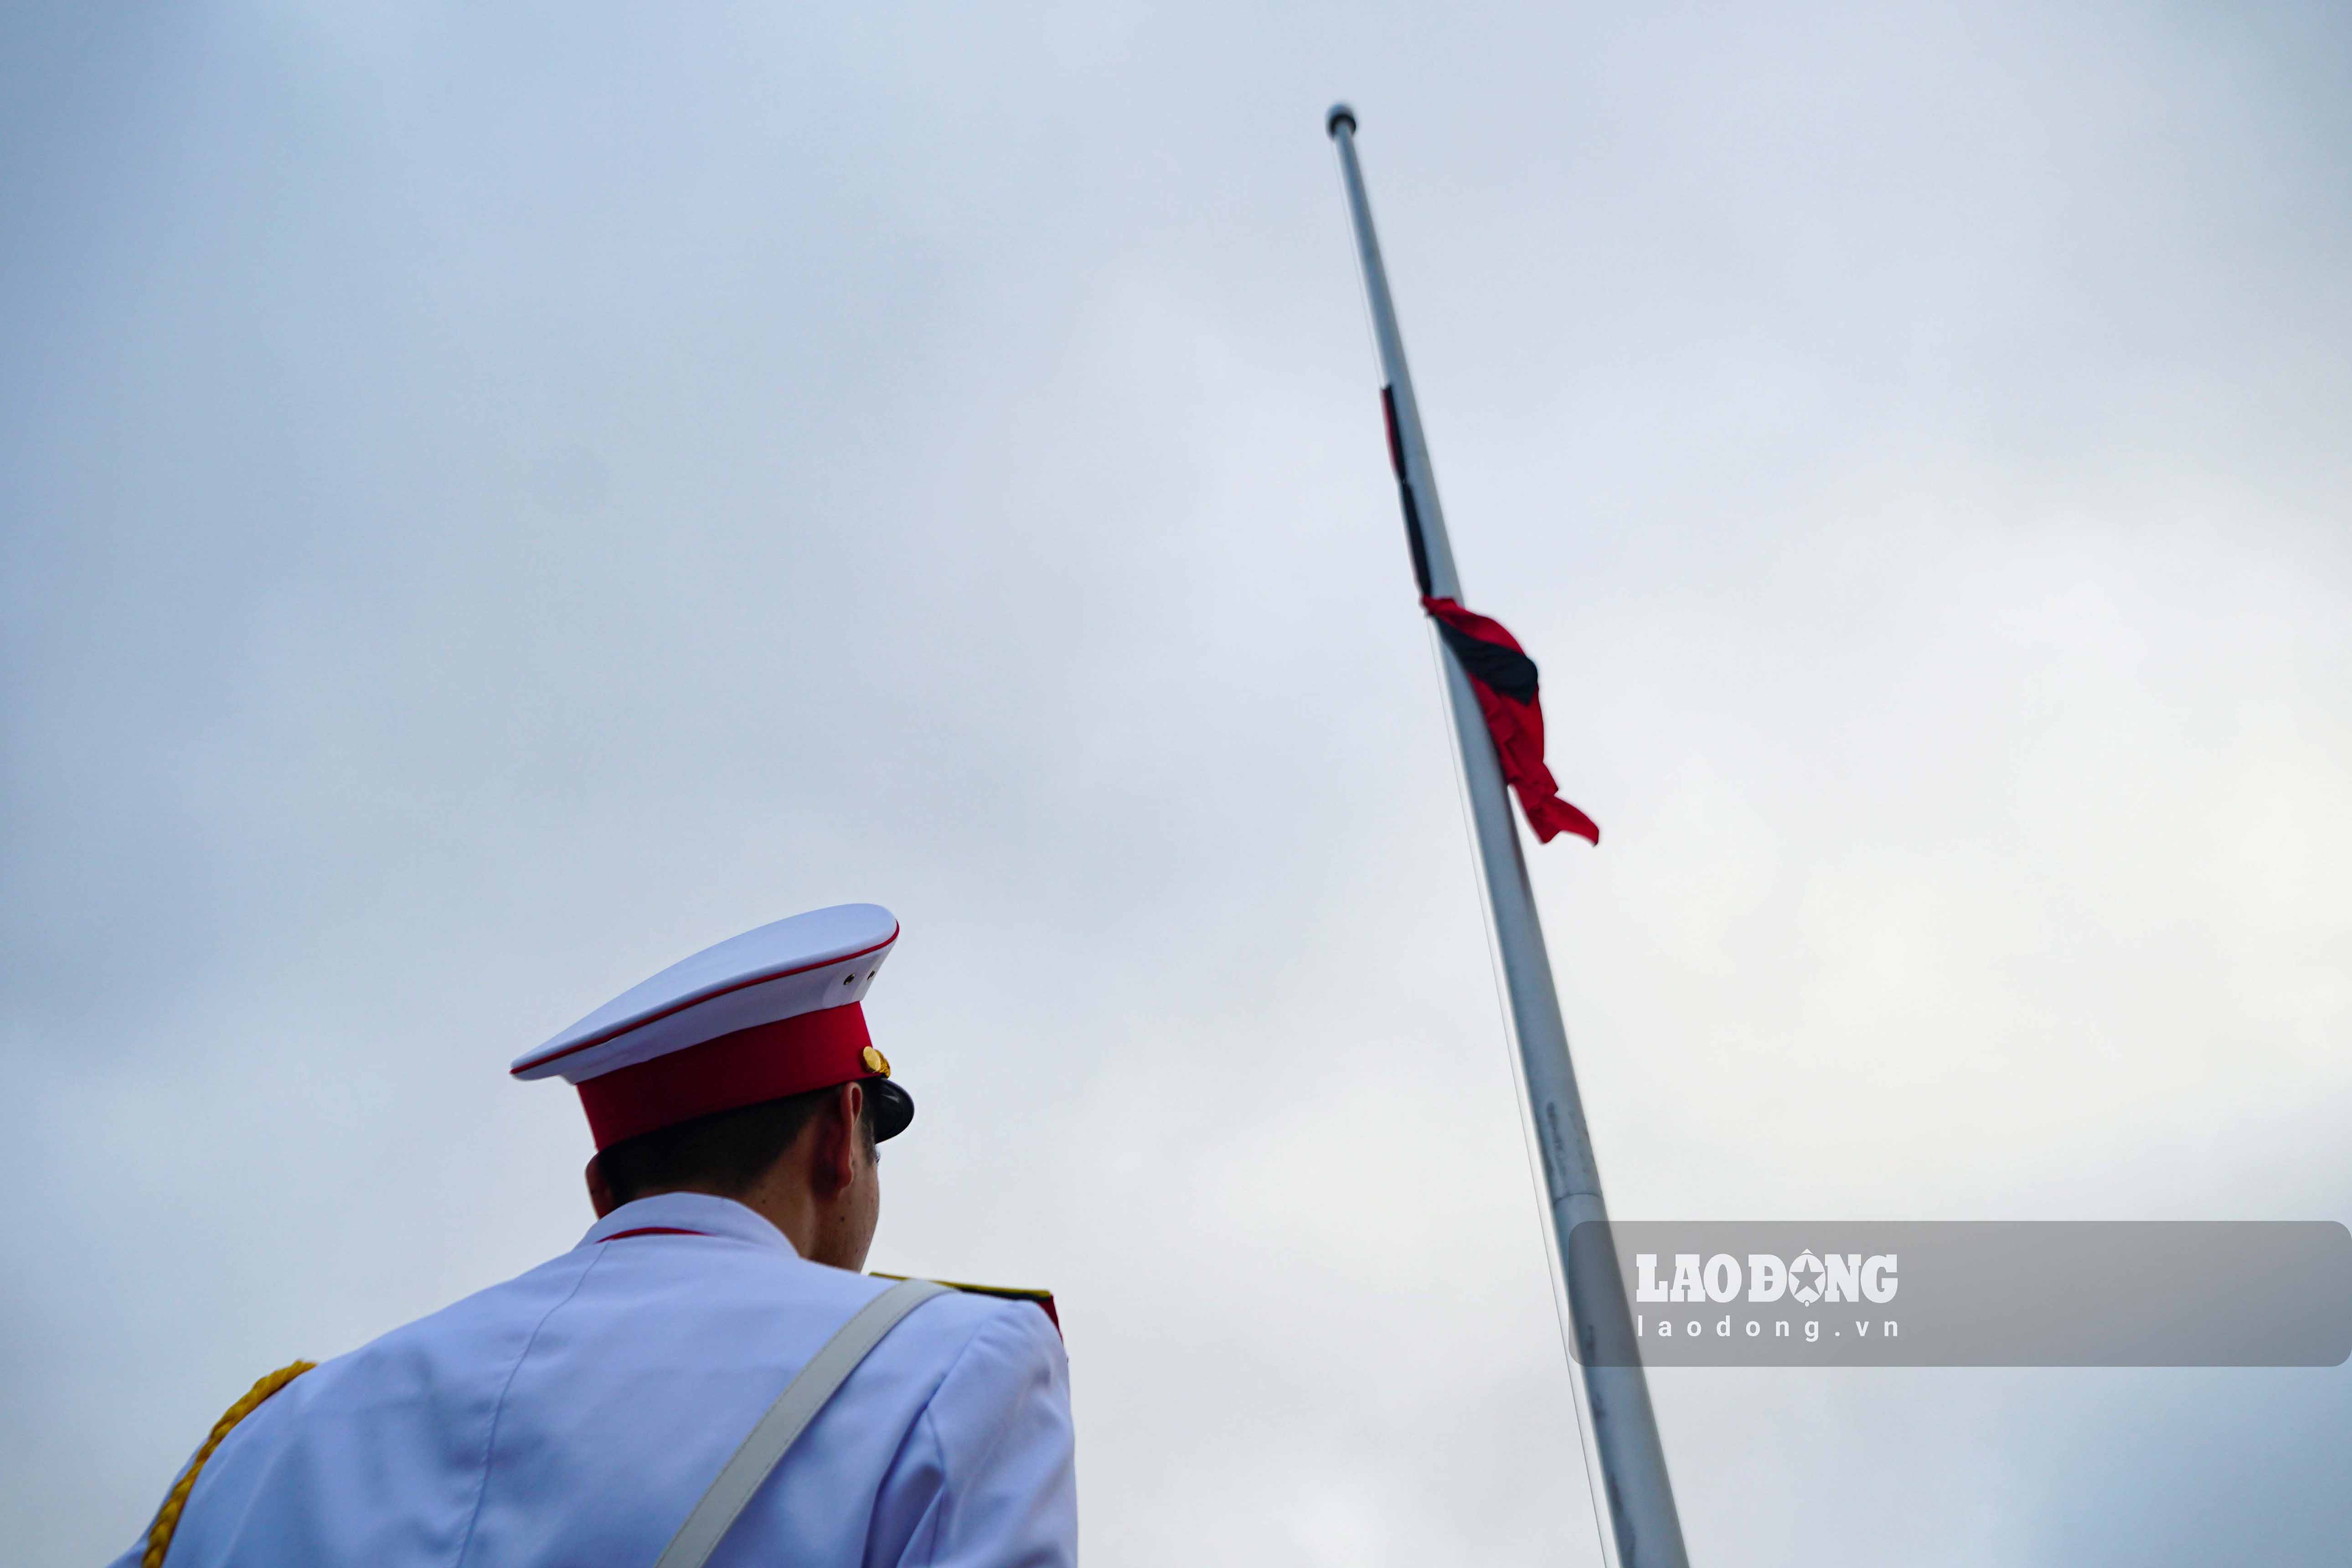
[142,1362,315,1568]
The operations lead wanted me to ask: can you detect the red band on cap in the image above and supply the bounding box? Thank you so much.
[578,1004,875,1150]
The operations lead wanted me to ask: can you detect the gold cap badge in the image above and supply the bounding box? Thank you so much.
[861,1045,891,1078]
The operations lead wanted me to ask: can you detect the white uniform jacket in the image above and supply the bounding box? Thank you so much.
[115,1193,1077,1568]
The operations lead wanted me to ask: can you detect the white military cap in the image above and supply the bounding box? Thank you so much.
[511,903,913,1150]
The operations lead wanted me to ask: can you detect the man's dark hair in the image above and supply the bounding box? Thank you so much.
[595,1083,877,1208]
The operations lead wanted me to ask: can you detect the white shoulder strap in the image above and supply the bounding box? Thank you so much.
[653,1277,949,1568]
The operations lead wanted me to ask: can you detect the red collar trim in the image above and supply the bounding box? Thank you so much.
[598,1226,710,1241]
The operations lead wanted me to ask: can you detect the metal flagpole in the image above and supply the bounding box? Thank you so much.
[1325,104,1689,1568]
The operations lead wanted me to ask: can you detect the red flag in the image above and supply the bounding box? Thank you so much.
[1420,596,1599,846]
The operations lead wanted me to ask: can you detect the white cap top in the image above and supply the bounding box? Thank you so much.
[511,903,900,1085]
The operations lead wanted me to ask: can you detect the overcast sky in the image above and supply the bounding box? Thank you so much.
[5,2,2350,1564]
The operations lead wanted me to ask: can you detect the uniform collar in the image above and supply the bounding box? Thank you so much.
[578,1191,799,1256]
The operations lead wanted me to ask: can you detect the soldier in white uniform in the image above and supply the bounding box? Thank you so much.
[115,904,1077,1568]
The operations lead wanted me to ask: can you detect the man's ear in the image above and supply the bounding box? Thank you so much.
[585,1154,617,1218]
[817,1081,866,1195]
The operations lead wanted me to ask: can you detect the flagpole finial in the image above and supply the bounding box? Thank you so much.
[1326,103,1357,138]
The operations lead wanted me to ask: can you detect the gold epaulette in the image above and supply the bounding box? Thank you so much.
[873,1274,1060,1334]
[143,1361,315,1568]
